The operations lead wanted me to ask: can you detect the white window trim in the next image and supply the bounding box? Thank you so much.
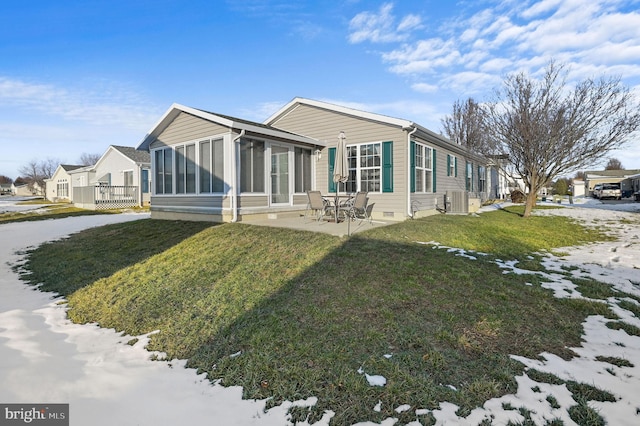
[151,133,227,196]
[346,141,383,194]
[415,142,433,193]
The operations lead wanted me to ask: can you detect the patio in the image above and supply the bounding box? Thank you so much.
[241,213,393,237]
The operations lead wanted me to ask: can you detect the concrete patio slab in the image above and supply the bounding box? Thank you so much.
[240,214,393,237]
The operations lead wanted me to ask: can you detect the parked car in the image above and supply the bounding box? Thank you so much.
[598,183,622,200]
[592,184,602,198]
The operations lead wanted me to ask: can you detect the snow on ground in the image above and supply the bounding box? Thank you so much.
[1,196,640,425]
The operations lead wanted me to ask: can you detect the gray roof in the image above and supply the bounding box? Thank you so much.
[585,169,640,178]
[60,164,85,172]
[112,145,151,164]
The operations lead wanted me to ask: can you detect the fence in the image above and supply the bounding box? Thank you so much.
[73,185,139,210]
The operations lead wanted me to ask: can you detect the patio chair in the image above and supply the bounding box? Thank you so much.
[306,191,332,221]
[339,191,372,224]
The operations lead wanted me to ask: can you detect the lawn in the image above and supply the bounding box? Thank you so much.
[17,206,624,425]
[0,199,145,223]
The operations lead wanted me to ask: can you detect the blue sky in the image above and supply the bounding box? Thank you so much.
[1,0,640,179]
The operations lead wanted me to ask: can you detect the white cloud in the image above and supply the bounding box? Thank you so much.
[0,76,161,133]
[348,3,421,44]
[354,0,640,98]
[411,82,438,93]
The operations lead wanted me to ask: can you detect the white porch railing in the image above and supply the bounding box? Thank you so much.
[73,185,139,210]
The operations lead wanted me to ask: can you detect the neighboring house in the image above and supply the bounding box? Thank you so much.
[584,169,640,198]
[45,164,84,202]
[70,145,151,209]
[136,98,490,223]
[0,183,13,195]
[12,182,44,196]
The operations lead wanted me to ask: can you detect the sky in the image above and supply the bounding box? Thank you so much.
[1,200,639,425]
[1,0,640,180]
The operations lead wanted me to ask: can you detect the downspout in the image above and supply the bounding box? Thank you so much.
[231,129,246,222]
[406,125,418,218]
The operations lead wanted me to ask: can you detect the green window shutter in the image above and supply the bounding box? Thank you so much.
[328,147,336,193]
[382,141,393,193]
[432,149,437,192]
[446,154,451,177]
[454,157,458,177]
[410,141,415,193]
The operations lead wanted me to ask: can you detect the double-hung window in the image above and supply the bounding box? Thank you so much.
[447,154,457,177]
[345,142,382,193]
[478,166,486,192]
[415,143,433,192]
[466,162,473,191]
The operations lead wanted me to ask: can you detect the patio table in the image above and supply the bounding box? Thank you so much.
[326,194,353,223]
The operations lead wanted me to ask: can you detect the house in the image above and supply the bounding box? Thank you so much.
[69,145,151,209]
[136,98,490,223]
[12,182,44,197]
[45,164,84,202]
[0,183,13,195]
[584,169,640,198]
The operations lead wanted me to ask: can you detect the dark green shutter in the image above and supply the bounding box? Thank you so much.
[410,141,415,193]
[328,147,336,193]
[454,157,458,177]
[432,149,437,192]
[382,141,393,193]
[446,155,451,176]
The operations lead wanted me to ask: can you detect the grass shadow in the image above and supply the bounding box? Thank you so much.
[15,218,216,294]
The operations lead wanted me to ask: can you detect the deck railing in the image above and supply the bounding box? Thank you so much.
[73,185,139,210]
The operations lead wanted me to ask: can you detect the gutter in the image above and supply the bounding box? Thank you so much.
[405,125,418,218]
[231,129,246,222]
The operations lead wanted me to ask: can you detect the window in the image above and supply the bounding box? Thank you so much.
[466,162,473,191]
[478,166,486,193]
[175,144,196,194]
[142,169,149,193]
[240,139,265,193]
[200,139,225,193]
[294,147,312,193]
[447,154,457,177]
[344,143,382,193]
[123,170,133,187]
[414,143,433,192]
[57,180,69,197]
[154,148,173,194]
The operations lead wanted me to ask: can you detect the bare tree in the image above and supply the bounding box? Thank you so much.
[441,98,491,154]
[486,61,640,216]
[0,175,13,184]
[604,157,624,170]
[18,158,60,195]
[78,152,101,166]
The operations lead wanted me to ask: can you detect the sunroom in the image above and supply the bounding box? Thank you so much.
[137,104,324,222]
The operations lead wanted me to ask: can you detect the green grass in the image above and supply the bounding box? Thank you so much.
[0,202,146,223]
[16,208,621,425]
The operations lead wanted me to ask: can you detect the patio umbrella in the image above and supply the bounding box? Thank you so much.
[333,131,349,222]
